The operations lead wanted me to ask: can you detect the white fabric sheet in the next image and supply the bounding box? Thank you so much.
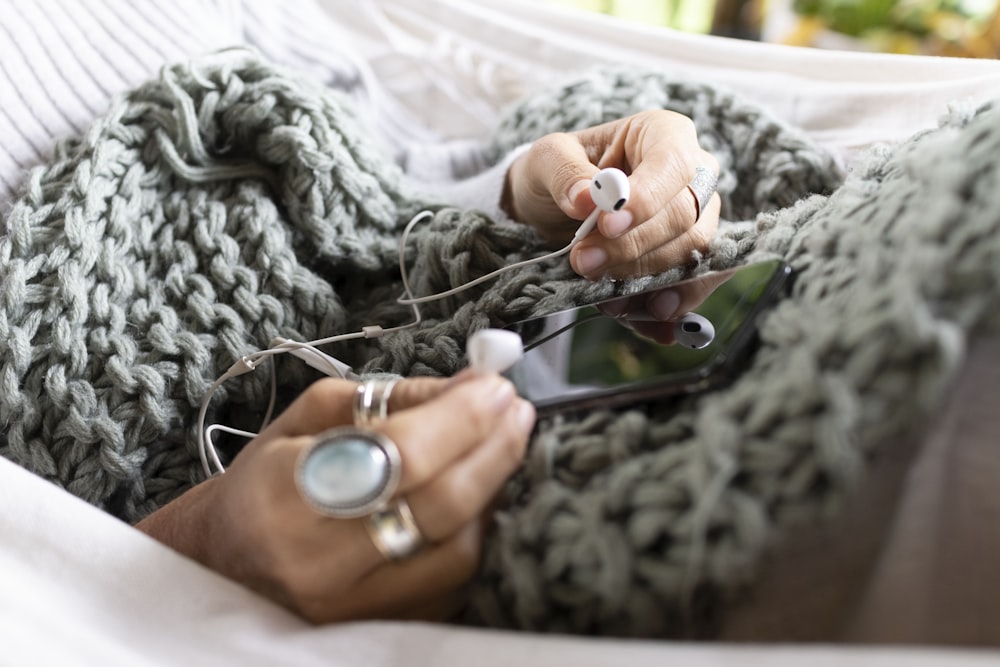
[3,455,998,666]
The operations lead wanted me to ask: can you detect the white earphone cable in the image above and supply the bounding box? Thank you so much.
[199,194,598,477]
[394,209,574,305]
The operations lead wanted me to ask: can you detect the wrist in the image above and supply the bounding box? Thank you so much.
[135,477,223,571]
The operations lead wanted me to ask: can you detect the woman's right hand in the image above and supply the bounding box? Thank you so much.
[137,374,535,623]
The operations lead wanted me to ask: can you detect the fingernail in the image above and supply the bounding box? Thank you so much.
[648,290,681,321]
[515,399,536,434]
[574,246,608,276]
[602,210,633,238]
[568,180,590,208]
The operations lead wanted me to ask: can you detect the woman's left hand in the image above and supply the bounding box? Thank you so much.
[136,373,535,624]
[502,110,720,281]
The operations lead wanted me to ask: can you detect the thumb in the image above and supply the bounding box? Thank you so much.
[539,134,597,220]
[528,133,600,220]
[564,178,595,220]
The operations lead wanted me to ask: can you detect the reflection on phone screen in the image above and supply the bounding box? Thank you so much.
[506,259,790,414]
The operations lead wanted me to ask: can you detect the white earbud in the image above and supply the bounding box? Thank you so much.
[590,167,630,213]
[467,328,524,374]
[673,313,715,349]
[572,167,631,244]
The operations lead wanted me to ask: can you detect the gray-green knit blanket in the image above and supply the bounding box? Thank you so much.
[2,51,998,638]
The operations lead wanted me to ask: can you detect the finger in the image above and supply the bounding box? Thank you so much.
[578,156,716,273]
[263,377,358,438]
[386,376,450,411]
[260,375,459,441]
[307,519,485,623]
[617,192,722,279]
[404,397,534,542]
[584,192,721,280]
[622,129,719,240]
[382,374,520,492]
[622,153,717,231]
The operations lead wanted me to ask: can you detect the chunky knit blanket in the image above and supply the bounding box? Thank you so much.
[2,51,998,638]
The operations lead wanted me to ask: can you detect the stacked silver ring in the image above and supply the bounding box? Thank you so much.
[352,377,400,427]
[296,378,424,560]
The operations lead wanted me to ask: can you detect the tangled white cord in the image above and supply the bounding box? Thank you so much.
[197,209,575,477]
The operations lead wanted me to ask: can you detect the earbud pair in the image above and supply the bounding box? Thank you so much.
[582,170,714,350]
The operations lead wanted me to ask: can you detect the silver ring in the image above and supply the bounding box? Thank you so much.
[295,426,402,519]
[365,498,424,560]
[352,378,400,427]
[686,165,718,222]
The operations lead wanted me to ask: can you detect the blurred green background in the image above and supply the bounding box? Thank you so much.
[544,0,1000,57]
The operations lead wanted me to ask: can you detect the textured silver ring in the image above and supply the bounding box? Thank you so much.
[686,166,718,222]
[295,426,402,519]
[365,498,424,560]
[352,378,400,427]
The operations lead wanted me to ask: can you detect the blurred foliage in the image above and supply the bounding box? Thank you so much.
[543,0,715,32]
[788,0,1000,55]
[545,0,1000,56]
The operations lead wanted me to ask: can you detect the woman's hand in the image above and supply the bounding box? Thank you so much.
[136,374,535,623]
[503,110,721,281]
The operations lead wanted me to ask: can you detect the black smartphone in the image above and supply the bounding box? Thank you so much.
[505,259,792,416]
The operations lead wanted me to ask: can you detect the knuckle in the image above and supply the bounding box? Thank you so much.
[612,228,646,265]
[390,377,443,412]
[687,225,713,254]
[551,160,588,193]
[531,133,571,163]
[462,399,500,436]
[668,109,699,136]
[701,150,720,173]
[642,108,695,133]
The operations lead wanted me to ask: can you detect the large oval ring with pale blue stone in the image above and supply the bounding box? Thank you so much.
[295,426,402,519]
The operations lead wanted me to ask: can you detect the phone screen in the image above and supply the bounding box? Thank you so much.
[505,259,791,414]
